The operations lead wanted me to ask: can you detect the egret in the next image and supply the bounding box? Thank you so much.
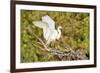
[33,15,62,45]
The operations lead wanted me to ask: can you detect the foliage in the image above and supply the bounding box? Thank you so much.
[21,10,90,63]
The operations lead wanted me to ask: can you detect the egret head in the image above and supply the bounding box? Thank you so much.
[58,26,62,29]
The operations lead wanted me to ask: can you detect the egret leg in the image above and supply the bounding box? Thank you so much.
[51,42,56,48]
[46,40,50,45]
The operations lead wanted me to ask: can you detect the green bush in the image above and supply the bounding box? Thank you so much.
[21,10,90,63]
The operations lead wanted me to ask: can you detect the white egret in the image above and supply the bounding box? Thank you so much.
[33,15,62,45]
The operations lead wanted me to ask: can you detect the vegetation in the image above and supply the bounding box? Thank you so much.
[21,10,90,63]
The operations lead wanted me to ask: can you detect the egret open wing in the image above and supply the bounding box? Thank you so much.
[42,15,55,29]
[33,21,48,29]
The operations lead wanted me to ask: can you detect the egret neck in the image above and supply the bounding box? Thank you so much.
[57,26,62,40]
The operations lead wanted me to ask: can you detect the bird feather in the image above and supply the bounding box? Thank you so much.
[42,15,55,30]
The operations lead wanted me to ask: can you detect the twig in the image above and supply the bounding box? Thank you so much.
[32,43,45,51]
[27,27,50,51]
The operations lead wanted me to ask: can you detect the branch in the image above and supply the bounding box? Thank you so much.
[27,27,50,51]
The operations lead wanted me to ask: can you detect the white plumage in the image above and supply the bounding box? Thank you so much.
[33,15,62,45]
